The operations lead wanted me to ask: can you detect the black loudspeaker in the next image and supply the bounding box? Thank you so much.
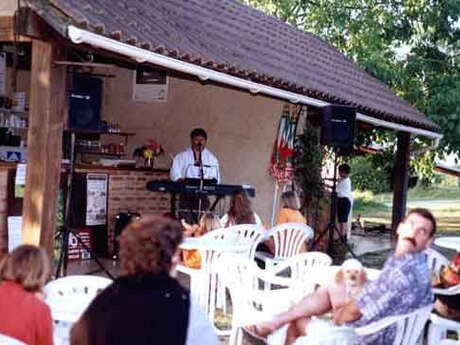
[69,76,102,131]
[112,212,141,259]
[320,105,356,149]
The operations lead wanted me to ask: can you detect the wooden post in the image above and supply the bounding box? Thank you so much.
[22,39,66,254]
[391,131,411,240]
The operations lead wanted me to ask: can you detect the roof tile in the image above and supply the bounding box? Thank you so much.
[27,0,438,131]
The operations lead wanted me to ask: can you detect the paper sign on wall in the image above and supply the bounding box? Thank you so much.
[8,216,22,252]
[132,67,168,102]
[86,173,108,226]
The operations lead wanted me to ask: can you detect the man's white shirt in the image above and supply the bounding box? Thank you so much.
[170,147,220,183]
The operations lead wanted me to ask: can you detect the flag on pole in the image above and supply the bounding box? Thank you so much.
[269,104,300,183]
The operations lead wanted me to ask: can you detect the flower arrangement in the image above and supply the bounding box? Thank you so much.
[133,139,164,168]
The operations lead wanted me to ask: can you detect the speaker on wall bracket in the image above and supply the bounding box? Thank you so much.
[69,75,103,131]
[320,104,356,150]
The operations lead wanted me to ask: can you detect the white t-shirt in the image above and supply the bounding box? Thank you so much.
[220,212,263,227]
[170,147,220,183]
[336,176,352,202]
[186,298,218,345]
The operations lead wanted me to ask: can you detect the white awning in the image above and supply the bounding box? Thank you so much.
[68,25,442,140]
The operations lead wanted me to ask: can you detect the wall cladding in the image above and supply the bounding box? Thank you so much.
[103,168,170,255]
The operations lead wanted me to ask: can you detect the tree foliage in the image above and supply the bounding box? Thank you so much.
[242,0,460,161]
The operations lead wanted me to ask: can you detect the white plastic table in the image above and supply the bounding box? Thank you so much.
[179,237,250,253]
[46,295,94,323]
[178,237,251,326]
[434,237,460,251]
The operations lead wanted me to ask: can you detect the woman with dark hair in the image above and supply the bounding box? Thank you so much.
[276,191,306,225]
[220,189,263,227]
[70,215,217,345]
[0,245,53,345]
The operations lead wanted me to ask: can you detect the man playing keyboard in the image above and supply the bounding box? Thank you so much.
[170,128,220,183]
[170,128,220,222]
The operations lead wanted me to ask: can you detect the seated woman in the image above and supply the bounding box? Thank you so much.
[433,252,460,321]
[220,189,263,227]
[0,245,53,345]
[267,190,308,254]
[181,213,221,269]
[277,191,306,225]
[70,216,218,345]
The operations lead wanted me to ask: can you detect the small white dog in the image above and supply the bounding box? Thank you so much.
[335,258,368,300]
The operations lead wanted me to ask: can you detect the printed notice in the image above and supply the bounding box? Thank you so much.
[8,216,22,252]
[132,67,168,102]
[86,173,108,225]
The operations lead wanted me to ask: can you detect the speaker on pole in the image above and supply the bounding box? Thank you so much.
[69,76,102,131]
[320,105,356,149]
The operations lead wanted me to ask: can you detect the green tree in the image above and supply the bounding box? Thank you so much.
[242,0,460,162]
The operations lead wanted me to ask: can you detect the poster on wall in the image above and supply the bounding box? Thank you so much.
[132,67,168,102]
[86,173,108,226]
[8,216,22,252]
[0,52,6,96]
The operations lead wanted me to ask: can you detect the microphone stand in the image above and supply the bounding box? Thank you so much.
[197,144,205,220]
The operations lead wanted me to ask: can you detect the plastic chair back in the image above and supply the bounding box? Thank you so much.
[356,304,432,345]
[267,223,314,259]
[44,275,112,300]
[426,248,449,280]
[0,334,27,345]
[223,224,266,259]
[218,255,295,345]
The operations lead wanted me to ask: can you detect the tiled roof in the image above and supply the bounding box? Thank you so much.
[25,0,439,131]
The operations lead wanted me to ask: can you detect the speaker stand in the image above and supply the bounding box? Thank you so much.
[309,148,357,258]
[55,131,114,279]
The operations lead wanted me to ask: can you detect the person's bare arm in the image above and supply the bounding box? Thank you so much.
[255,286,333,335]
[332,300,362,325]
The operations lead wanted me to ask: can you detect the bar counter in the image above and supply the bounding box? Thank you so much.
[0,162,171,255]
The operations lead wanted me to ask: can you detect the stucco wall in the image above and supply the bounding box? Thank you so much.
[103,68,284,223]
[0,0,17,16]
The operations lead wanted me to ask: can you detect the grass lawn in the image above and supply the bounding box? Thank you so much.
[353,187,460,233]
[372,186,460,203]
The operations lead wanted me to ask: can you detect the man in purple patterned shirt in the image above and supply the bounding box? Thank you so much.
[333,208,436,344]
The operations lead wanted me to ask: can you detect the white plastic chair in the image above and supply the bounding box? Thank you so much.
[427,313,460,345]
[294,326,357,345]
[218,255,297,345]
[440,340,460,345]
[356,304,432,345]
[267,252,332,293]
[0,333,27,345]
[224,224,266,259]
[255,223,314,270]
[424,248,460,345]
[177,228,252,332]
[426,247,449,280]
[44,275,112,345]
